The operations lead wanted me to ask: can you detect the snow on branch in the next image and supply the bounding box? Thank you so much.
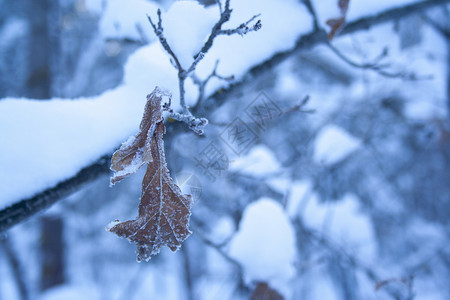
[1,0,448,233]
[0,155,111,233]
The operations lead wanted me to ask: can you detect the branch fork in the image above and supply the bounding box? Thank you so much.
[147,0,261,134]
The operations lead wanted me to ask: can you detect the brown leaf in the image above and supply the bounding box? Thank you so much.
[110,87,165,185]
[108,87,192,262]
[251,282,284,300]
[326,17,346,40]
[326,0,350,40]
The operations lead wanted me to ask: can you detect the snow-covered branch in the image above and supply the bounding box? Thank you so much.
[0,155,111,233]
[1,0,448,233]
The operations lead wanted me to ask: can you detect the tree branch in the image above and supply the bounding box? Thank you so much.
[326,41,432,80]
[0,236,30,300]
[1,0,448,232]
[0,155,111,233]
[147,0,260,131]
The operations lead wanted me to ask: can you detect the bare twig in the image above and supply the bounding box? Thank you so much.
[147,11,182,72]
[190,217,243,272]
[162,99,209,135]
[302,0,320,31]
[422,14,450,38]
[147,0,261,134]
[218,15,262,36]
[326,41,432,80]
[207,95,313,128]
[0,236,30,300]
[302,0,433,80]
[194,0,261,60]
[191,60,235,110]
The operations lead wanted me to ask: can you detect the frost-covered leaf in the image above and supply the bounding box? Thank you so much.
[108,87,192,262]
[251,282,284,300]
[326,0,350,40]
[110,87,167,185]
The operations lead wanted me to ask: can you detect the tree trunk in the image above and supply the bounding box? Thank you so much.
[40,216,65,292]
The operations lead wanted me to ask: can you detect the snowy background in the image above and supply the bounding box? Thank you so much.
[0,0,449,299]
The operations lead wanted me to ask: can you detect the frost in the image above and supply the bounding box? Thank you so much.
[108,89,192,261]
[110,88,165,185]
[313,125,362,165]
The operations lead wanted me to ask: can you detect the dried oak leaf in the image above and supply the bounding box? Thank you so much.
[110,87,166,185]
[108,88,192,262]
[326,0,350,40]
[251,282,284,300]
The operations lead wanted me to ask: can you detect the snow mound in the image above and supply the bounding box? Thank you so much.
[229,145,281,177]
[301,193,376,260]
[228,198,296,297]
[313,125,362,165]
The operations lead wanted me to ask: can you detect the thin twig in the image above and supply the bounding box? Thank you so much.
[147,11,182,72]
[191,60,235,110]
[147,0,261,132]
[422,14,450,38]
[218,15,262,36]
[190,217,243,272]
[0,236,29,300]
[326,41,432,80]
[302,0,320,31]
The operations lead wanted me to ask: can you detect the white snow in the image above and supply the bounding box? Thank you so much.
[228,198,296,298]
[0,0,314,208]
[99,0,158,42]
[301,193,376,260]
[162,1,218,68]
[0,0,443,223]
[267,176,291,194]
[0,86,145,208]
[229,144,281,177]
[195,0,312,82]
[313,125,362,165]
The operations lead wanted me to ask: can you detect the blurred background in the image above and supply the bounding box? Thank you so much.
[0,0,449,299]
